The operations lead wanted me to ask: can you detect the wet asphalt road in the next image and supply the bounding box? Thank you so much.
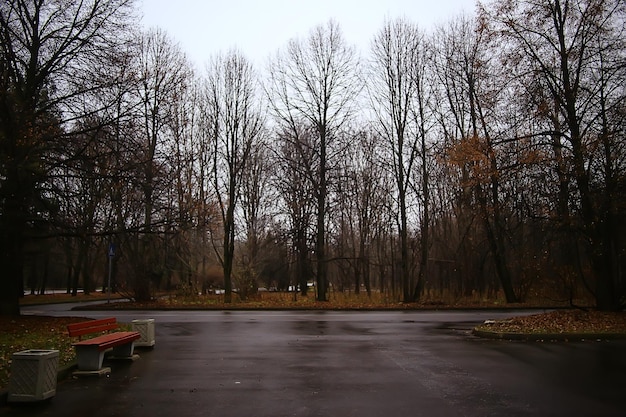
[3,305,626,417]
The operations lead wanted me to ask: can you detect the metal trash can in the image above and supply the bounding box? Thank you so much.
[131,319,155,347]
[8,349,59,402]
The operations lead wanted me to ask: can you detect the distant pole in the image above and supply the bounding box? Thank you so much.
[107,243,115,303]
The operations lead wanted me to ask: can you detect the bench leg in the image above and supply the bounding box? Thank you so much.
[75,346,105,371]
[111,341,136,359]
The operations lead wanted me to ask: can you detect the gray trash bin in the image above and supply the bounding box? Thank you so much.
[8,349,59,402]
[132,319,155,347]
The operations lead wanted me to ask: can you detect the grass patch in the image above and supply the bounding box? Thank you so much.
[0,316,87,390]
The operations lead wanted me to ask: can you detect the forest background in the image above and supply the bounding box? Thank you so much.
[1,0,625,315]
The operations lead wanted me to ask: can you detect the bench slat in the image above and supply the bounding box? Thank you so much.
[67,317,119,339]
[73,331,140,351]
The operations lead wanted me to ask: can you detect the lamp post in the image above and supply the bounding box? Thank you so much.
[107,242,115,303]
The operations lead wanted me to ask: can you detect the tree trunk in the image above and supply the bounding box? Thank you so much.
[315,220,328,301]
[414,219,429,302]
[316,132,328,302]
[400,192,412,303]
[0,216,23,316]
[223,203,235,304]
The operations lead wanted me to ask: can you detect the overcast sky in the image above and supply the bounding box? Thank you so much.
[140,0,477,69]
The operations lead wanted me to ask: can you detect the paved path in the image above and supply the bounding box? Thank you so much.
[3,307,625,416]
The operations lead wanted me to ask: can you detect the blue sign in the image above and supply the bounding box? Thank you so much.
[108,243,116,258]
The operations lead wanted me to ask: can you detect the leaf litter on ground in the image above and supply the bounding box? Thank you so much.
[475,309,626,335]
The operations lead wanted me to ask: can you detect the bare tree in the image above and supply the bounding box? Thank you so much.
[430,15,487,299]
[430,13,520,303]
[129,28,192,300]
[163,70,206,293]
[267,20,361,301]
[272,124,317,295]
[94,41,144,298]
[238,131,273,298]
[336,128,388,296]
[204,50,263,303]
[369,17,428,302]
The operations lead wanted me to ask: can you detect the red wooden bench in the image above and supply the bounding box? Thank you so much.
[67,317,140,372]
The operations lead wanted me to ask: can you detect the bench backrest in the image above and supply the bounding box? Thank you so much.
[67,317,119,340]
